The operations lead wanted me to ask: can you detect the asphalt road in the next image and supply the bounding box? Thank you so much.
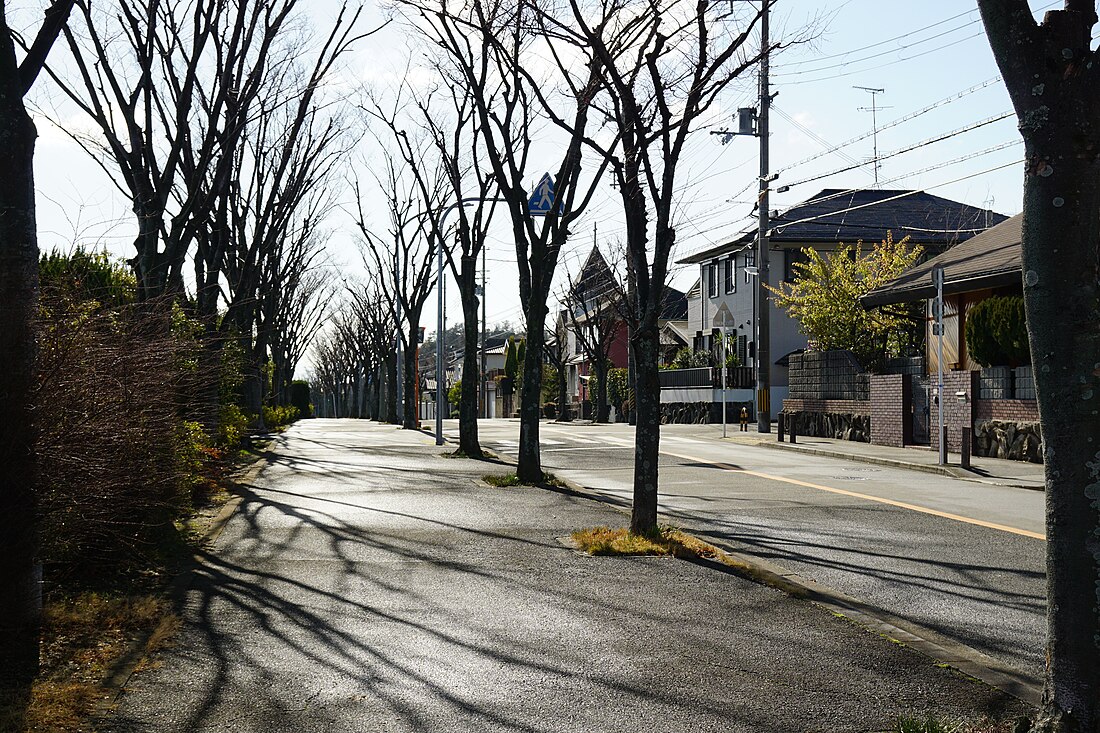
[469,419,1047,688]
[107,420,1029,732]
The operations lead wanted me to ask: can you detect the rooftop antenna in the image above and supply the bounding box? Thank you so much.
[855,86,891,187]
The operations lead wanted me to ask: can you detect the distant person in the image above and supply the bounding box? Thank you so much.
[740,406,749,431]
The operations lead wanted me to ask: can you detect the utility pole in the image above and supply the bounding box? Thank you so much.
[855,86,889,187]
[755,0,772,433]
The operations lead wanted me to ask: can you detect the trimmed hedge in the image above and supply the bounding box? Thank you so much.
[965,295,1030,367]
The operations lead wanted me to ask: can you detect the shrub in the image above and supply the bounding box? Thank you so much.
[290,380,312,417]
[218,404,250,448]
[606,367,631,407]
[262,404,300,429]
[965,295,1030,367]
[36,291,205,582]
[670,347,714,369]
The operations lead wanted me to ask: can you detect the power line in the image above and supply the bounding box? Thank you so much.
[775,76,1004,176]
[782,111,1014,190]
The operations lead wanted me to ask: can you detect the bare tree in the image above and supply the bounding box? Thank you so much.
[355,148,445,430]
[543,314,571,421]
[519,0,772,530]
[399,0,612,481]
[364,74,502,456]
[978,3,1100,730]
[0,0,78,688]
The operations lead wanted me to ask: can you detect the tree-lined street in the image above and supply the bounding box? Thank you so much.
[471,419,1047,689]
[105,420,1029,732]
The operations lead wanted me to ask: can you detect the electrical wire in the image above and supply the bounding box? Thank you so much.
[774,77,1005,176]
[781,111,1015,190]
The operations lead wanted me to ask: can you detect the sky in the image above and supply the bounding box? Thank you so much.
[25,0,1056,356]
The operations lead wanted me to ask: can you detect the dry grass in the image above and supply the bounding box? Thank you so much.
[483,471,567,489]
[571,525,725,560]
[483,473,522,487]
[0,593,178,733]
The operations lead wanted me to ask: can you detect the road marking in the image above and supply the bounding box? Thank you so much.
[660,449,1046,541]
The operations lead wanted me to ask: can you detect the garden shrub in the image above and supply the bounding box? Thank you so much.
[965,295,1030,367]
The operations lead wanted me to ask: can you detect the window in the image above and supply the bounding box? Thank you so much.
[724,257,736,294]
[707,262,719,298]
[785,248,812,282]
[744,248,755,283]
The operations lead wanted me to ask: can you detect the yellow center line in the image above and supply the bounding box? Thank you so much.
[660,449,1047,541]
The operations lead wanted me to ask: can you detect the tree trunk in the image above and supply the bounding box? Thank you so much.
[459,286,482,457]
[402,339,417,429]
[1023,147,1100,733]
[0,85,41,689]
[594,359,609,423]
[977,7,1100,729]
[556,362,569,421]
[517,310,546,483]
[385,353,398,423]
[630,328,661,533]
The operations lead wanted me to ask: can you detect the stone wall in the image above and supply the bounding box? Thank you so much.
[974,419,1042,463]
[659,401,754,425]
[784,410,870,442]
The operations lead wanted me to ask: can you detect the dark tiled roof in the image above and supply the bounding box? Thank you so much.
[660,286,688,320]
[861,213,1022,308]
[677,188,1007,264]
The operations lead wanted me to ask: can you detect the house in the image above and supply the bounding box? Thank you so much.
[675,188,1007,409]
[857,212,1038,458]
[559,246,689,413]
[861,212,1023,372]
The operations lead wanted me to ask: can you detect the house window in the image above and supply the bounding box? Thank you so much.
[785,248,811,283]
[724,257,736,294]
[707,262,719,298]
[744,248,755,283]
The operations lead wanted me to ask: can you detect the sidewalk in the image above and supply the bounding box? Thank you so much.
[106,420,1030,732]
[728,430,1047,490]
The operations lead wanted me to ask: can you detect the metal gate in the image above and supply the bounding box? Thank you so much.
[911,375,931,445]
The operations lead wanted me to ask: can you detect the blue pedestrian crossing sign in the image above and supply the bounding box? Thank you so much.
[527,173,561,216]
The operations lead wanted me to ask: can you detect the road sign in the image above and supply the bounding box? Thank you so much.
[527,173,560,216]
[711,302,737,329]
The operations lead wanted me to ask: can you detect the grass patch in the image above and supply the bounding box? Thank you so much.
[483,473,522,487]
[571,525,724,560]
[483,471,567,488]
[0,593,178,732]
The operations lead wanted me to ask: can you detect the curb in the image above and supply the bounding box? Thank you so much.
[95,450,272,716]
[480,440,1042,707]
[754,439,1044,491]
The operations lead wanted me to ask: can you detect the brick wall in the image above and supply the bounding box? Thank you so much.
[781,398,867,415]
[869,374,909,447]
[974,398,1039,424]
[930,371,979,453]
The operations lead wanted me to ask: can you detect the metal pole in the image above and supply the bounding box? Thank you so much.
[480,241,487,418]
[755,0,772,433]
[935,264,946,465]
[721,329,727,438]
[436,216,446,445]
